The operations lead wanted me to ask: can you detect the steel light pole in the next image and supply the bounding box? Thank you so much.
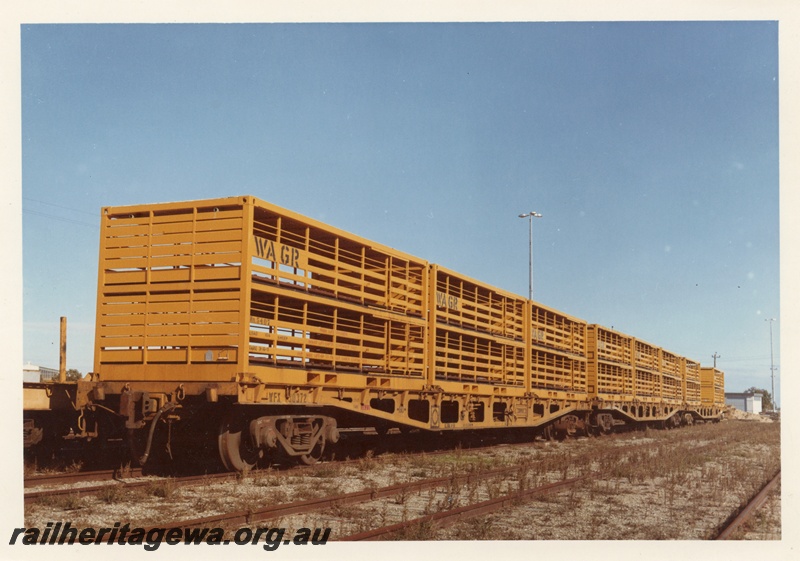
[518,211,542,300]
[765,317,777,411]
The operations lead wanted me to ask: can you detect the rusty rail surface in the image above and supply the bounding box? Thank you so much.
[145,462,549,532]
[24,467,144,488]
[341,475,586,540]
[23,439,545,505]
[143,435,659,532]
[715,470,780,540]
[23,471,228,505]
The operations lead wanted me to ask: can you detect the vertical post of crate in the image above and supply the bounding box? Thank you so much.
[681,357,687,406]
[142,211,153,365]
[523,300,532,394]
[239,197,255,374]
[629,337,637,400]
[419,262,427,379]
[93,209,108,373]
[426,264,438,386]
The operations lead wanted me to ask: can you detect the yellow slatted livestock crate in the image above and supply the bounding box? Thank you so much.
[94,196,428,383]
[429,265,526,387]
[95,201,248,379]
[684,359,702,407]
[660,350,683,402]
[700,366,724,409]
[530,303,586,355]
[529,303,587,395]
[586,325,634,398]
[529,349,584,392]
[634,339,661,399]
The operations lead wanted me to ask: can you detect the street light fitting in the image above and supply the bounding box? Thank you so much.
[518,211,542,300]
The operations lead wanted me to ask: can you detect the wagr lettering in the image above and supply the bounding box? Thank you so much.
[253,236,305,269]
[436,290,460,311]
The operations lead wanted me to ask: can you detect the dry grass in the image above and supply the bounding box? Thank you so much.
[24,420,779,541]
[145,478,176,499]
[437,420,780,540]
[97,484,125,504]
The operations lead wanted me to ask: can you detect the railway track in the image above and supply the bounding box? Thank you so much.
[24,422,779,541]
[340,475,587,540]
[20,426,705,507]
[24,467,144,488]
[148,463,543,531]
[135,435,670,534]
[714,470,781,540]
[24,471,224,506]
[23,436,566,504]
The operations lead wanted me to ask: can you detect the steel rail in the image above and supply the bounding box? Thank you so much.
[27,430,729,543]
[141,443,653,529]
[24,467,144,488]
[715,470,781,540]
[340,475,587,540]
[146,462,547,532]
[23,471,230,505]
[23,428,707,509]
[23,438,550,504]
[151,436,756,539]
[36,436,676,528]
[336,436,743,540]
[22,433,535,491]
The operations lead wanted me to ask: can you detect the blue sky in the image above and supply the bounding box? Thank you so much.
[20,22,780,403]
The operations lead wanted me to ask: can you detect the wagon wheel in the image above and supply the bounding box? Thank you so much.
[541,424,555,441]
[218,414,259,472]
[299,421,326,465]
[299,440,326,465]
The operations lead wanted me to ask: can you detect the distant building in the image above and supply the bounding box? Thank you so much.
[23,362,59,383]
[725,392,763,414]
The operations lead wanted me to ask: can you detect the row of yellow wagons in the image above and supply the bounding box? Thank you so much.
[26,195,725,471]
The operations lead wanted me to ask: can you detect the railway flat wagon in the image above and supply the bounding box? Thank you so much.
[85,195,436,469]
[428,264,528,427]
[68,195,724,471]
[526,300,589,437]
[76,196,595,470]
[23,382,77,453]
[585,326,705,427]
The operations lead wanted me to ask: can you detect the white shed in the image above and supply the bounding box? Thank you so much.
[725,392,763,414]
